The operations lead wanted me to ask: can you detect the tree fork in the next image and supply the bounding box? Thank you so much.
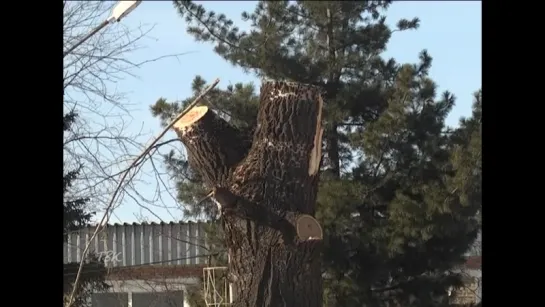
[224,81,324,307]
[171,81,325,307]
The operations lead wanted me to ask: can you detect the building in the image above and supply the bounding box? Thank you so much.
[64,222,481,307]
[63,221,211,307]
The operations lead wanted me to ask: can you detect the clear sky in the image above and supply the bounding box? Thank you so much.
[90,1,481,224]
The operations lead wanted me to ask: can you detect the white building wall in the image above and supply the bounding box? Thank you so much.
[104,277,200,307]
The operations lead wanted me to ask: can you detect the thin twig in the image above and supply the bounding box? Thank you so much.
[66,78,220,307]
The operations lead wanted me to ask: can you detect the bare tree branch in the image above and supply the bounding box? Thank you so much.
[63,2,201,306]
[66,78,220,307]
[63,1,190,217]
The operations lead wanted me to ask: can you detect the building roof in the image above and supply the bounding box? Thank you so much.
[64,221,211,267]
[81,221,210,228]
[107,264,207,280]
[65,221,481,276]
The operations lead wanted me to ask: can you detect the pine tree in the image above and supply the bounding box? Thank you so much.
[448,90,482,225]
[447,91,482,306]
[317,65,480,306]
[64,111,109,307]
[151,1,481,306]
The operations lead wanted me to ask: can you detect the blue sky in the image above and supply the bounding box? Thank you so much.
[89,1,481,223]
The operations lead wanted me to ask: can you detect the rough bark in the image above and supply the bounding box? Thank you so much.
[173,81,324,307]
[173,106,251,188]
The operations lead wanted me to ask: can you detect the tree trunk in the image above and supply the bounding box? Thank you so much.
[173,81,325,307]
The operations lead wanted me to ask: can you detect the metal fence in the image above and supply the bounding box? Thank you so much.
[63,222,210,267]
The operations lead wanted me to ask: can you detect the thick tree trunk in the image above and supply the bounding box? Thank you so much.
[173,81,324,307]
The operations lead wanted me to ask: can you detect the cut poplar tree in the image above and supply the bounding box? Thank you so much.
[173,81,325,307]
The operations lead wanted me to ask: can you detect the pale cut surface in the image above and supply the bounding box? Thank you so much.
[296,214,323,241]
[173,105,209,129]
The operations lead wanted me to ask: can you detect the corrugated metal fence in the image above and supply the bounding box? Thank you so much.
[63,222,210,267]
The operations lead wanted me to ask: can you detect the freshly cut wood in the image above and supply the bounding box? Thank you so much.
[173,105,209,128]
[309,93,324,176]
[296,214,323,241]
[172,106,250,188]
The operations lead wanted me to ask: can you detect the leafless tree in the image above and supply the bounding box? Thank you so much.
[62,3,208,307]
[63,1,186,217]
